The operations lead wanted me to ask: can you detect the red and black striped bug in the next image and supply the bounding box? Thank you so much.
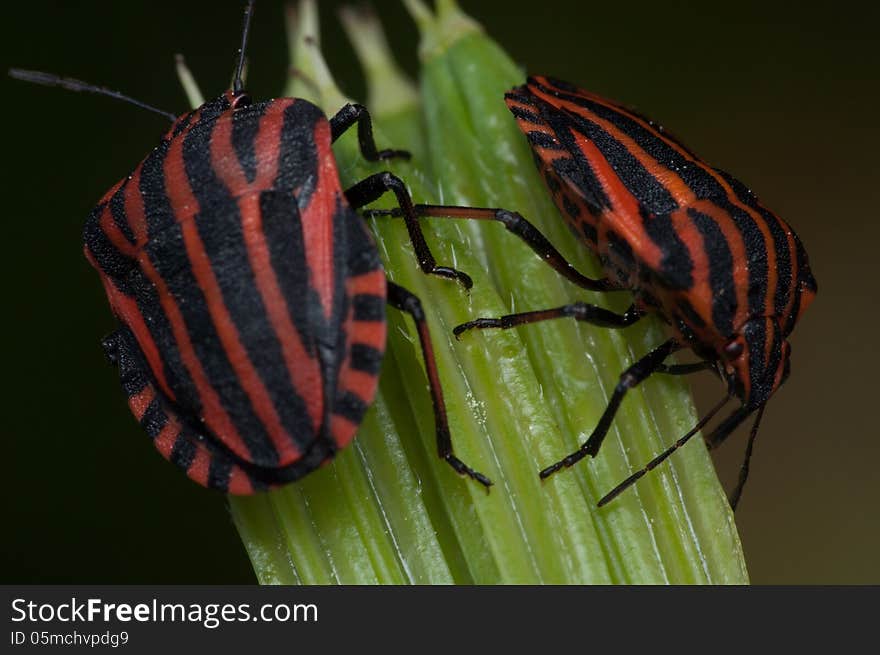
[453,76,817,509]
[8,1,526,495]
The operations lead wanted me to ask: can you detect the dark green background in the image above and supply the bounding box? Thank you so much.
[2,1,877,584]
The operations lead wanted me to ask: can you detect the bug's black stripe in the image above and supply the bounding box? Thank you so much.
[527,130,564,150]
[505,89,537,106]
[231,102,269,183]
[182,117,317,454]
[508,104,544,125]
[273,100,323,205]
[170,433,197,471]
[139,139,178,240]
[640,211,693,290]
[561,193,582,220]
[342,203,383,277]
[140,398,168,439]
[119,359,148,398]
[334,390,369,425]
[580,220,598,244]
[744,319,767,408]
[83,205,136,282]
[112,327,148,397]
[109,177,137,245]
[543,169,562,195]
[207,453,233,492]
[604,229,637,278]
[794,233,816,293]
[350,344,383,375]
[766,320,784,399]
[688,207,737,335]
[787,233,815,335]
[353,294,385,322]
[787,280,803,325]
[198,95,233,124]
[139,138,280,467]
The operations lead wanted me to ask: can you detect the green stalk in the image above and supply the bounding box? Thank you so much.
[221,0,747,584]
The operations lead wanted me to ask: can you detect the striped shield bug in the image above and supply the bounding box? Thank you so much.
[452,76,817,509]
[9,1,525,495]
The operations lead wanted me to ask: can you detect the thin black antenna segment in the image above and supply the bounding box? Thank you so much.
[8,68,177,122]
[597,394,732,507]
[728,405,766,510]
[233,0,256,94]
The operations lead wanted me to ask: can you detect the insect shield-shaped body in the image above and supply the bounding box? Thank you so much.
[11,2,492,494]
[459,75,817,508]
[85,92,386,494]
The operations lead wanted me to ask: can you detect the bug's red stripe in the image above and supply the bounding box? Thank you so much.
[299,119,340,321]
[127,385,154,420]
[162,131,298,465]
[124,168,149,248]
[226,467,254,495]
[186,446,211,488]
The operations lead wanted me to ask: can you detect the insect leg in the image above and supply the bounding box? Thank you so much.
[329,103,410,161]
[365,205,613,292]
[386,280,493,489]
[454,302,643,338]
[346,172,473,289]
[539,338,680,480]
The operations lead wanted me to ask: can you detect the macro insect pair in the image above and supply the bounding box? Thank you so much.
[11,1,814,509]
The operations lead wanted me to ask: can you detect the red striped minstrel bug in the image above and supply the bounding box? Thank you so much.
[448,76,818,509]
[9,3,601,496]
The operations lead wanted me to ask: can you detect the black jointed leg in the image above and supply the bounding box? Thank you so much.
[386,280,493,489]
[454,302,643,338]
[596,394,732,507]
[539,338,681,480]
[365,204,614,292]
[346,173,472,289]
[329,103,410,162]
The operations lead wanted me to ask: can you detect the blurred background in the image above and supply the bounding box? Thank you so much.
[2,0,876,584]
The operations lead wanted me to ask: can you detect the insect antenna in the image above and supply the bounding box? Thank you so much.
[728,405,766,510]
[8,68,177,122]
[597,394,732,507]
[232,0,256,95]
